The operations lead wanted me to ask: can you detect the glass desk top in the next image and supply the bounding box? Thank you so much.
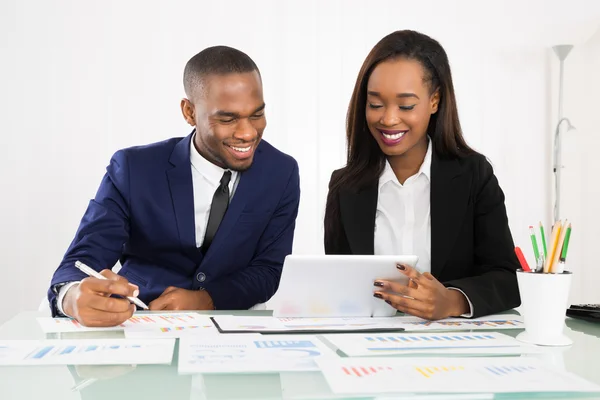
[1,310,599,400]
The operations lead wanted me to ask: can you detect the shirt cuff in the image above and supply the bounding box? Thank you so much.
[447,287,474,318]
[56,282,80,317]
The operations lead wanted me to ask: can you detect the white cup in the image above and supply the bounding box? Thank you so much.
[515,269,573,346]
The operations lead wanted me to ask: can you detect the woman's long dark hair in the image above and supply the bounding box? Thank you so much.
[324,30,474,252]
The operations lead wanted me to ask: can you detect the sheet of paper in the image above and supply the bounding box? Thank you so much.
[124,315,220,338]
[279,370,495,400]
[211,314,524,334]
[37,312,212,333]
[397,315,525,331]
[211,315,407,333]
[323,332,542,356]
[0,339,175,365]
[178,335,336,374]
[317,356,600,395]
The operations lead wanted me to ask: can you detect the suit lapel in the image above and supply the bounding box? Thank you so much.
[430,152,472,276]
[340,185,378,255]
[166,134,197,258]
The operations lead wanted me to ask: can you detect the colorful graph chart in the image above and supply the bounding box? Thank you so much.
[342,365,393,378]
[484,365,537,376]
[178,335,336,374]
[325,332,522,356]
[316,357,600,395]
[414,365,465,378]
[127,314,198,325]
[158,325,210,332]
[25,343,142,360]
[404,319,523,328]
[0,339,175,366]
[37,312,208,333]
[338,361,528,379]
[364,334,496,343]
[254,340,319,349]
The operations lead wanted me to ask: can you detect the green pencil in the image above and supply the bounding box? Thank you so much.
[529,226,540,262]
[560,224,572,261]
[539,222,548,258]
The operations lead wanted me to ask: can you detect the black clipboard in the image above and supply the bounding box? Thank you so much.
[210,317,405,334]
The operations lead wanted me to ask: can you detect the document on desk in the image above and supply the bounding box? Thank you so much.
[211,315,407,333]
[317,356,600,395]
[397,314,525,331]
[178,335,336,374]
[37,312,214,333]
[123,315,220,338]
[323,332,541,357]
[211,314,524,334]
[0,338,175,365]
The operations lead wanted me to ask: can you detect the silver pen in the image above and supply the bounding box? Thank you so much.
[74,261,149,310]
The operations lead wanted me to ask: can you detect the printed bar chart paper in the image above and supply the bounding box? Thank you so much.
[316,356,600,395]
[398,315,525,331]
[211,314,524,334]
[323,332,540,356]
[211,315,407,333]
[0,339,175,365]
[124,315,220,338]
[37,312,214,333]
[178,335,337,374]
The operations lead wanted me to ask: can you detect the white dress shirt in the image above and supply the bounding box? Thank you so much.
[374,142,474,317]
[56,134,238,316]
[189,136,239,247]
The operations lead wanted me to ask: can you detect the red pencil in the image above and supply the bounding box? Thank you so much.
[514,246,531,272]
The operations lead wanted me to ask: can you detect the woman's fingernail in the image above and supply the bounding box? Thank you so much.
[374,281,384,287]
[373,293,383,299]
[385,300,392,305]
[396,264,406,270]
[133,289,139,297]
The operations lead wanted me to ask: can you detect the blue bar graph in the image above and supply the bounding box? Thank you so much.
[363,334,498,344]
[59,346,76,355]
[32,346,54,359]
[254,340,315,349]
[485,365,537,376]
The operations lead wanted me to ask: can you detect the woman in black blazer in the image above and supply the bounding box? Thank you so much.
[324,30,520,320]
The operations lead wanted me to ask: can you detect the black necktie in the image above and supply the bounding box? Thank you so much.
[201,171,232,253]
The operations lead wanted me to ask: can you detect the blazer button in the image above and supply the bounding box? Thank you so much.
[196,272,206,283]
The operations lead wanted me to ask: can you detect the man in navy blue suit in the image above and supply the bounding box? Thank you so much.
[48,46,300,327]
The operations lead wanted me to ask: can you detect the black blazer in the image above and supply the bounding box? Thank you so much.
[325,149,521,318]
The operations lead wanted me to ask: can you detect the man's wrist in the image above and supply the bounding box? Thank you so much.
[201,290,215,310]
[55,281,80,317]
[62,283,80,318]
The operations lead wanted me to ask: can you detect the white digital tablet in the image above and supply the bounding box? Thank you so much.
[268,254,419,318]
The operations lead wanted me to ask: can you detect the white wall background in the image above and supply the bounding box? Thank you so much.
[1,0,599,324]
[554,24,600,305]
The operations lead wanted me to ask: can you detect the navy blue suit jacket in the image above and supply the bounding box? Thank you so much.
[48,134,300,315]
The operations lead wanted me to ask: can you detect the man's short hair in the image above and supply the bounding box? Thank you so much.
[183,46,260,99]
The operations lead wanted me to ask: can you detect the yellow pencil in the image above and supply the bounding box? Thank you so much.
[545,220,562,273]
[550,219,569,273]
